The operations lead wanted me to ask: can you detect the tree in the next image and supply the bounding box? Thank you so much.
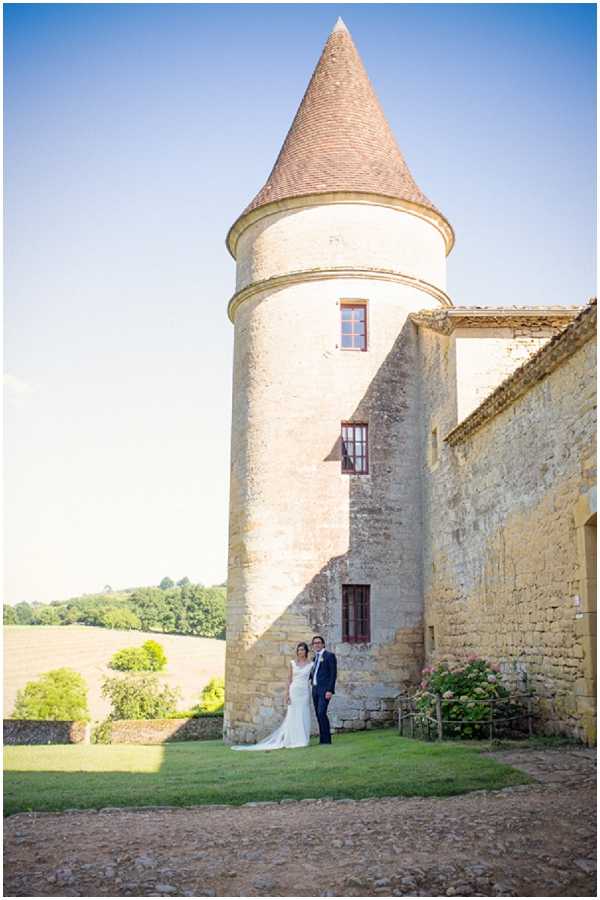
[33,607,61,626]
[101,674,180,719]
[97,607,141,630]
[3,605,17,625]
[103,585,113,593]
[63,605,83,625]
[12,668,90,721]
[159,577,174,590]
[130,588,171,631]
[177,576,190,588]
[14,602,33,625]
[186,586,226,638]
[143,639,167,671]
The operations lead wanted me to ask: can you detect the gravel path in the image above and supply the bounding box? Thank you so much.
[4,748,596,897]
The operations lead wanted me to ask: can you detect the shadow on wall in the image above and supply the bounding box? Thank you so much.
[226,319,426,743]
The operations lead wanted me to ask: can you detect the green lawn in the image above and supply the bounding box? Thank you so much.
[3,730,531,816]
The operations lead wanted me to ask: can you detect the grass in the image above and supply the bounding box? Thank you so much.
[3,729,532,816]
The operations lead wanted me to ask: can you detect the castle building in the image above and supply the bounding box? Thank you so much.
[224,20,596,744]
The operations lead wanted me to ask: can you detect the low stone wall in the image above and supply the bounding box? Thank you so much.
[4,717,223,745]
[4,720,88,745]
[108,717,223,744]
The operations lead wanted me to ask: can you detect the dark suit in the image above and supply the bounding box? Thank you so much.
[310,649,337,744]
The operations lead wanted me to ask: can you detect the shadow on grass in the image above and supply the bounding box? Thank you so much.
[4,731,532,816]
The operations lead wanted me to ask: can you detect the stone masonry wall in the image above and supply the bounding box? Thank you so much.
[108,717,223,744]
[453,326,556,421]
[226,201,449,743]
[419,315,596,741]
[4,717,223,744]
[4,720,88,744]
[226,279,433,742]
[235,203,447,294]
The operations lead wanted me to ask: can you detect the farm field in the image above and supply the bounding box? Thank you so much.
[3,625,225,721]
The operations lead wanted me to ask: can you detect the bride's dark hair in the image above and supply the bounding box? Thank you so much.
[296,642,309,656]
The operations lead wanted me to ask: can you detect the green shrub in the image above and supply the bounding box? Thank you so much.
[12,668,90,721]
[142,640,167,671]
[169,709,224,718]
[199,677,225,714]
[109,647,150,672]
[91,718,113,744]
[101,673,180,720]
[3,604,17,624]
[108,640,167,672]
[414,657,522,739]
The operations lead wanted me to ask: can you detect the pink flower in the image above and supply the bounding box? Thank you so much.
[442,690,454,699]
[421,666,433,675]
[487,674,497,683]
[467,654,479,663]
[420,680,428,690]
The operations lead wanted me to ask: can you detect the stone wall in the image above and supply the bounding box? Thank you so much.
[452,326,554,421]
[233,202,448,294]
[108,717,223,744]
[226,199,448,743]
[4,720,88,744]
[4,717,223,744]
[419,304,596,742]
[226,279,433,742]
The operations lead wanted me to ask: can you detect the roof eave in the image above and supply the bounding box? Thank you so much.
[226,191,455,260]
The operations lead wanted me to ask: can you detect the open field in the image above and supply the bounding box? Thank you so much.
[3,625,225,721]
[3,731,531,815]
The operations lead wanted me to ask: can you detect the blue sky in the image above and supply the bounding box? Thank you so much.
[4,3,596,605]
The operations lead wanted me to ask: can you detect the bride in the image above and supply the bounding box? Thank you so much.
[231,642,312,750]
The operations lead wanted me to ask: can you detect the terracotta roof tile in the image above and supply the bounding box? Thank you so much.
[238,18,447,223]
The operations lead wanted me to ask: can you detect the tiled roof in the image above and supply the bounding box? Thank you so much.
[410,305,582,335]
[232,18,449,236]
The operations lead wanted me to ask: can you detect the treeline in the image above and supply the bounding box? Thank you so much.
[3,578,227,640]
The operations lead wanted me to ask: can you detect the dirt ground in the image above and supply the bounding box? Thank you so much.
[3,748,596,898]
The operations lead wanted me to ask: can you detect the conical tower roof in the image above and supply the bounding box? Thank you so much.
[228,18,453,255]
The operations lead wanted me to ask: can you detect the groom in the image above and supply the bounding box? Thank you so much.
[310,635,337,744]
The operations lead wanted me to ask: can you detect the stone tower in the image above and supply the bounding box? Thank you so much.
[225,19,453,742]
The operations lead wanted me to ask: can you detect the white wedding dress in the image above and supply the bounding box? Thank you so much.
[231,660,312,750]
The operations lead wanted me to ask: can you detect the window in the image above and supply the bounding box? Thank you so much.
[340,302,367,350]
[342,585,371,643]
[427,625,436,651]
[341,423,368,474]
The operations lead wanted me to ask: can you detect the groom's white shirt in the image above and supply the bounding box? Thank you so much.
[313,650,322,685]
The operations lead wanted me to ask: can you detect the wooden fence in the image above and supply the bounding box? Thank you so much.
[398,691,535,744]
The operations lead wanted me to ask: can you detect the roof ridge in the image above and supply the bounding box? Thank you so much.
[332,17,348,34]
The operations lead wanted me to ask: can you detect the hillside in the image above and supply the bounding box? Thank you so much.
[4,625,225,721]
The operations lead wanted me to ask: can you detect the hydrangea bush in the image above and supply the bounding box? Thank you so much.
[414,657,521,739]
